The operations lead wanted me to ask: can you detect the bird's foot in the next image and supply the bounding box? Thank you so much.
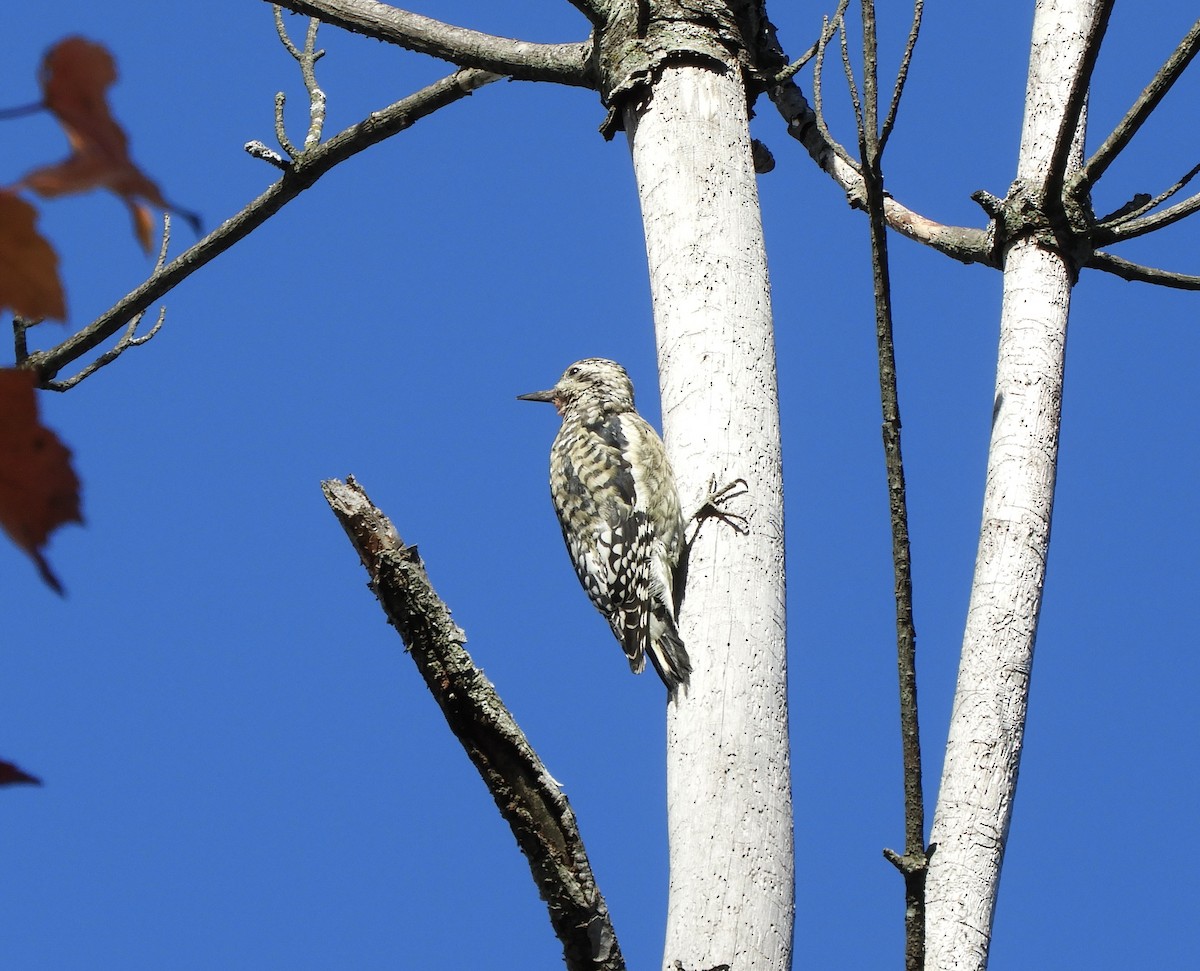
[691,476,749,535]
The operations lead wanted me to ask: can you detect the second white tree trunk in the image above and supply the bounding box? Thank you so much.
[925,2,1098,968]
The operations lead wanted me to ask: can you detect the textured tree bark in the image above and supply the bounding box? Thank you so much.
[321,477,625,971]
[924,3,1098,968]
[624,62,793,971]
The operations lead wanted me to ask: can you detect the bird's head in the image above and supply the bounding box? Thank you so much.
[518,358,636,419]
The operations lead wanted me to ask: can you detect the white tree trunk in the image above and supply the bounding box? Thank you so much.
[925,3,1097,968]
[624,64,792,971]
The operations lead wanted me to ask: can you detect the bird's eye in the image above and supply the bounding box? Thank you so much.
[567,366,581,377]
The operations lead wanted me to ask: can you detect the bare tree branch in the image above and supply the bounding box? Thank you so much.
[773,3,1196,283]
[1071,15,1200,197]
[46,217,173,391]
[0,100,43,119]
[859,1,878,154]
[1098,162,1200,230]
[853,5,930,968]
[858,1,878,157]
[564,0,611,28]
[773,41,819,86]
[322,476,624,971]
[1044,0,1113,207]
[838,7,863,138]
[273,91,299,160]
[812,2,858,171]
[768,81,993,265]
[270,0,595,87]
[1086,250,1200,289]
[1098,183,1200,244]
[758,4,990,265]
[878,0,924,154]
[17,69,500,387]
[273,7,328,154]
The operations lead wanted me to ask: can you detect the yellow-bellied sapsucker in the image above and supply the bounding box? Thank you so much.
[519,358,691,692]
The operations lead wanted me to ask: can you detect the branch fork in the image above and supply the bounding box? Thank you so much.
[767,9,1200,289]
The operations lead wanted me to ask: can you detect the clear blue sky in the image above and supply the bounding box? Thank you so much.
[3,3,1197,968]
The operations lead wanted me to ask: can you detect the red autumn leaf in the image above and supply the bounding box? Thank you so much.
[0,369,82,594]
[18,37,182,252]
[0,759,42,787]
[0,190,66,320]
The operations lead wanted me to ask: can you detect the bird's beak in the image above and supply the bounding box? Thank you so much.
[517,388,557,403]
[517,387,563,414]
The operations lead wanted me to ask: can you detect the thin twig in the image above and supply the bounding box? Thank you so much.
[301,17,326,148]
[812,2,858,171]
[46,217,173,390]
[840,9,863,137]
[274,91,299,159]
[758,8,984,265]
[859,0,878,160]
[1099,187,1200,243]
[274,7,327,153]
[1072,16,1200,197]
[1099,162,1200,229]
[1087,250,1200,289]
[854,4,929,968]
[17,69,501,387]
[49,308,168,391]
[878,0,924,155]
[0,100,45,119]
[273,5,306,59]
[767,81,992,264]
[774,41,819,85]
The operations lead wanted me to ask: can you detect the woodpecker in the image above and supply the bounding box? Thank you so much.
[519,358,691,692]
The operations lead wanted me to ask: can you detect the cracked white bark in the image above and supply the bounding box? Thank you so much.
[624,63,792,971]
[924,3,1098,969]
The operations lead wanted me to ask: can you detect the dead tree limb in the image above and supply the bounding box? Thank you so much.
[271,0,594,85]
[18,69,499,387]
[322,476,624,971]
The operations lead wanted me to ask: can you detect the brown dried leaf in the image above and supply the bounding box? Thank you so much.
[0,759,42,787]
[19,37,173,252]
[0,191,66,320]
[0,369,82,594]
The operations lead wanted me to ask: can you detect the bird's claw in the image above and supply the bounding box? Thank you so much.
[692,476,750,535]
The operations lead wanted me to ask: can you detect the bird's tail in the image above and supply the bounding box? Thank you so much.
[613,605,691,694]
[644,609,691,695]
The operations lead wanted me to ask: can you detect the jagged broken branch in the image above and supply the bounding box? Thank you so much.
[322,476,623,971]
